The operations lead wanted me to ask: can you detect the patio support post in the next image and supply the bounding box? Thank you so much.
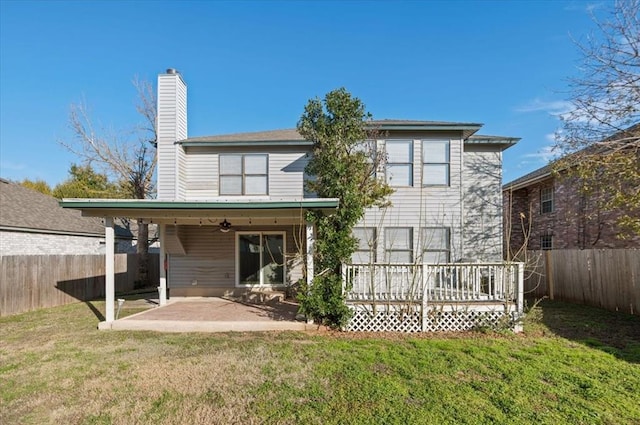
[105,217,115,322]
[158,224,167,306]
[306,221,315,287]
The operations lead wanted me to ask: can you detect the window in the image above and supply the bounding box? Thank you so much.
[237,232,285,286]
[540,186,554,214]
[220,154,268,195]
[385,227,413,263]
[386,140,413,186]
[422,140,450,186]
[352,227,376,264]
[540,234,553,250]
[420,227,450,264]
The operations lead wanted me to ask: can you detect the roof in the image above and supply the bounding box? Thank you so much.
[503,123,639,191]
[0,178,105,236]
[59,198,340,219]
[503,165,553,191]
[179,119,518,147]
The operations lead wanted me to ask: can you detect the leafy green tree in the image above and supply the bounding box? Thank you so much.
[554,0,640,236]
[52,164,122,199]
[297,88,393,327]
[20,179,52,196]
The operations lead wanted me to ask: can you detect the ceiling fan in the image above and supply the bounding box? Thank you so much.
[219,219,232,233]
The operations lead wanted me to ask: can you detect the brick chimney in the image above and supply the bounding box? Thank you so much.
[156,68,187,200]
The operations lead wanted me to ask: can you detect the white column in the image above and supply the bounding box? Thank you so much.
[159,224,167,306]
[105,217,115,322]
[306,221,315,286]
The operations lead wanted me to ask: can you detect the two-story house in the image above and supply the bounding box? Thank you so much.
[62,69,520,325]
[503,123,640,255]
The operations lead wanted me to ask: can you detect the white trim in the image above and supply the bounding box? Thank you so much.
[306,222,314,286]
[105,217,115,322]
[235,231,287,288]
[158,224,167,306]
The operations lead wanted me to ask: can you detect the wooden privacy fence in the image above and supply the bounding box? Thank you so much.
[523,249,639,315]
[0,254,159,317]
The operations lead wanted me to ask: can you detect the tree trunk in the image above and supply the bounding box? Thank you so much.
[136,219,149,289]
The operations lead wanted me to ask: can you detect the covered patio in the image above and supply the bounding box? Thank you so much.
[60,198,339,328]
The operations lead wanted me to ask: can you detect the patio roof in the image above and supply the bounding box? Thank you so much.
[60,198,339,223]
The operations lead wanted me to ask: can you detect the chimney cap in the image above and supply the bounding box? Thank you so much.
[166,68,179,75]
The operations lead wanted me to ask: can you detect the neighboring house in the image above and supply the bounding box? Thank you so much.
[62,69,521,327]
[503,127,640,254]
[0,178,135,255]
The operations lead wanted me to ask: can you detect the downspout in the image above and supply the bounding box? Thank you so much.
[459,137,464,261]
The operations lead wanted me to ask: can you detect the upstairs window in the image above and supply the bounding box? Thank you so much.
[422,140,450,186]
[420,227,450,264]
[386,140,413,187]
[540,186,554,214]
[219,154,268,195]
[351,227,376,264]
[385,227,413,263]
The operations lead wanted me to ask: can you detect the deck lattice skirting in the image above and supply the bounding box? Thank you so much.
[342,263,524,332]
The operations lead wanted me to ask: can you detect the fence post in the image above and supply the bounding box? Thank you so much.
[545,250,554,300]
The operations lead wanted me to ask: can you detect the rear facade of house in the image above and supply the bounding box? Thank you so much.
[154,70,519,297]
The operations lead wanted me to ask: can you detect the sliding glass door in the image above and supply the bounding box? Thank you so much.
[237,232,285,286]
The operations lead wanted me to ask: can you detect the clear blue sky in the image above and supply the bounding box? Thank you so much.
[0,0,602,186]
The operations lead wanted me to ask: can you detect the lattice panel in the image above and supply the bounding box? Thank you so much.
[345,303,515,332]
[423,310,511,332]
[346,306,422,332]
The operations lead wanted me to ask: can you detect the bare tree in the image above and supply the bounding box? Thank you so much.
[554,0,640,236]
[62,77,157,286]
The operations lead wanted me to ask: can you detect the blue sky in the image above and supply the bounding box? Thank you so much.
[0,0,603,186]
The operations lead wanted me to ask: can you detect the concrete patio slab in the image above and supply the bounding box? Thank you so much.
[99,297,315,332]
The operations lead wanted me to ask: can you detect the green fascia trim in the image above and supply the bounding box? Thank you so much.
[180,140,313,147]
[59,199,339,210]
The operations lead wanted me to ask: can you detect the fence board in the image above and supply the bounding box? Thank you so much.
[0,254,159,317]
[524,249,639,315]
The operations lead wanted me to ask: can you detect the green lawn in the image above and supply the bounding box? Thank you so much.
[1,298,639,424]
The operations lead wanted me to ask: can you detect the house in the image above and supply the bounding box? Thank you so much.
[503,125,640,254]
[0,178,136,255]
[62,69,523,331]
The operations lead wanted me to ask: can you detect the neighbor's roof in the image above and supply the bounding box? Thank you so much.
[178,119,520,147]
[0,178,105,236]
[503,123,640,191]
[503,165,553,191]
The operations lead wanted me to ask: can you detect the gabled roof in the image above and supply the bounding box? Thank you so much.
[179,119,518,147]
[0,178,105,236]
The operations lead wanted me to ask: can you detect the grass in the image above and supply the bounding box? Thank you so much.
[1,298,639,424]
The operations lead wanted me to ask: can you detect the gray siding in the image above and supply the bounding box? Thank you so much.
[462,147,504,261]
[358,134,464,262]
[184,146,310,200]
[157,73,187,200]
[168,225,304,290]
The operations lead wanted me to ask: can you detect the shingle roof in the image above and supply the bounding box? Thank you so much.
[0,178,105,235]
[180,119,490,145]
[503,123,639,190]
[503,165,553,190]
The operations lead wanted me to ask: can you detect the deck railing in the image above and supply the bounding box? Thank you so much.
[343,262,524,307]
